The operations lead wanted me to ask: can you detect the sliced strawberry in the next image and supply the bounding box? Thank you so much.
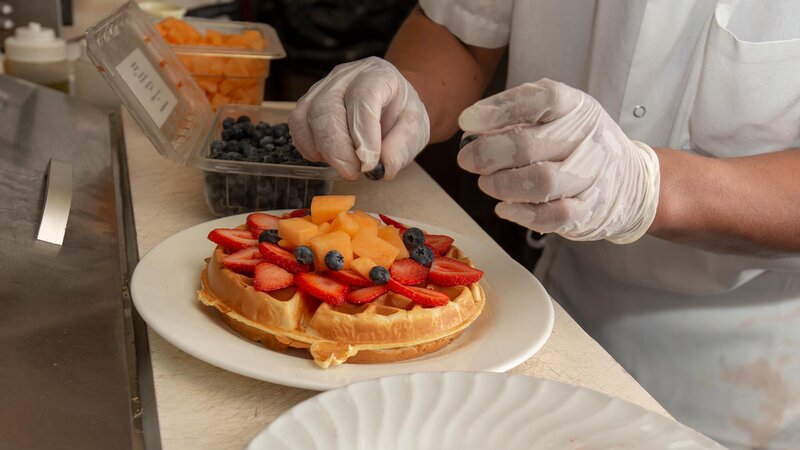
[425,234,454,255]
[347,285,388,304]
[285,208,311,218]
[326,269,372,287]
[208,228,258,251]
[246,213,281,236]
[253,262,294,292]
[259,242,311,274]
[386,279,449,307]
[221,247,264,274]
[295,272,349,306]
[378,214,409,232]
[428,256,483,286]
[389,258,429,285]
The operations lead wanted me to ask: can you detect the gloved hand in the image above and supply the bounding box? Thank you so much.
[288,57,430,180]
[457,79,660,244]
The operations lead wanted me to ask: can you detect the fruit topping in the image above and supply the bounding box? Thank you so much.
[386,280,449,307]
[351,228,400,268]
[425,234,455,255]
[378,214,409,232]
[246,212,280,234]
[253,262,294,292]
[369,266,391,285]
[221,247,264,274]
[279,218,320,247]
[347,285,388,304]
[377,226,410,259]
[295,272,349,306]
[258,229,280,244]
[259,242,312,273]
[326,269,373,287]
[350,256,378,280]
[294,245,315,265]
[325,250,345,270]
[389,258,429,285]
[310,231,353,271]
[364,161,385,180]
[208,228,258,251]
[288,208,311,218]
[410,245,434,267]
[311,195,356,224]
[428,256,484,286]
[402,227,425,249]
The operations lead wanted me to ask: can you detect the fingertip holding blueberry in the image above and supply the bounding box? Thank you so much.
[369,266,391,285]
[365,161,385,180]
[459,134,479,149]
[324,250,345,270]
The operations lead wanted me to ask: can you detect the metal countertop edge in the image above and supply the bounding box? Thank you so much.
[110,110,162,450]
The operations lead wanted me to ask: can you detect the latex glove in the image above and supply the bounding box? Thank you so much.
[288,57,430,180]
[457,79,660,244]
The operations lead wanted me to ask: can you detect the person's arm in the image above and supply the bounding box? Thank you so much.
[385,6,506,144]
[651,148,800,254]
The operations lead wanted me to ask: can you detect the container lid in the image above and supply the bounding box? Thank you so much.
[85,1,211,166]
[5,22,67,63]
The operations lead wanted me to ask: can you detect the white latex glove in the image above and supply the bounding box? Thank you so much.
[457,79,660,244]
[288,57,430,180]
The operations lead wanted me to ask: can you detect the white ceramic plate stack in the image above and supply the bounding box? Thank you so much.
[249,372,727,450]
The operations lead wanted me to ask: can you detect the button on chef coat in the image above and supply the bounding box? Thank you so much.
[419,1,800,449]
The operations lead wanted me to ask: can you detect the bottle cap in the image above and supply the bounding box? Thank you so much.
[4,22,66,63]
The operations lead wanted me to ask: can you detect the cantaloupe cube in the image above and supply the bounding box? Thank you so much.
[350,256,378,280]
[330,211,360,237]
[352,228,400,268]
[350,210,379,236]
[279,217,320,247]
[377,225,410,259]
[309,231,352,270]
[278,239,293,249]
[310,195,356,224]
[317,222,331,235]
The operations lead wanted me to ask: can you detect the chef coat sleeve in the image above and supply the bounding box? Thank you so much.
[418,0,513,48]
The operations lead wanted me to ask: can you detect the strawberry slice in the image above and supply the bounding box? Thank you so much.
[389,258,429,285]
[428,256,483,286]
[208,228,258,251]
[425,234,454,255]
[295,272,349,306]
[246,212,281,236]
[347,285,388,304]
[386,279,449,307]
[378,214,409,232]
[285,208,311,218]
[326,269,372,287]
[253,262,294,292]
[259,242,311,274]
[221,247,264,274]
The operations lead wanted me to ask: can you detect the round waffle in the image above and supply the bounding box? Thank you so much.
[198,246,485,368]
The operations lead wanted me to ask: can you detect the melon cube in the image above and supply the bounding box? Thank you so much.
[317,221,332,235]
[330,211,360,237]
[278,239,294,249]
[352,228,400,268]
[309,231,353,271]
[350,210,379,236]
[310,195,356,224]
[279,217,320,247]
[350,257,378,280]
[377,225,410,259]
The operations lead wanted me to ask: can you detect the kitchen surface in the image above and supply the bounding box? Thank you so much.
[1,0,762,449]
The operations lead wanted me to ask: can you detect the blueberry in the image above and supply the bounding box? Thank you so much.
[237,115,251,123]
[459,134,479,149]
[258,229,280,244]
[221,128,235,141]
[274,136,287,146]
[243,144,260,160]
[255,121,270,131]
[259,136,274,147]
[272,123,289,137]
[294,245,314,265]
[238,121,254,138]
[224,140,242,153]
[324,250,344,270]
[402,227,425,249]
[410,245,434,267]
[365,161,385,180]
[369,266,391,285]
[210,140,225,153]
[221,152,245,161]
[222,117,235,129]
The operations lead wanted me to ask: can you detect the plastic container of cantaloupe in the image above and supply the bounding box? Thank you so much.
[86,1,337,217]
[155,16,285,110]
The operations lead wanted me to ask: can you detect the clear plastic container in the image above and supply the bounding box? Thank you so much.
[154,16,285,109]
[85,1,337,217]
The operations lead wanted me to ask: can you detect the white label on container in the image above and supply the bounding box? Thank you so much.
[115,48,177,128]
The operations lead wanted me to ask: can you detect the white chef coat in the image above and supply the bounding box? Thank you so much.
[419,0,800,449]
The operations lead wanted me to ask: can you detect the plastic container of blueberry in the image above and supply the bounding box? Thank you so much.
[85,2,339,217]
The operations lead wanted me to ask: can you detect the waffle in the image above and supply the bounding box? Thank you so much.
[198,246,485,368]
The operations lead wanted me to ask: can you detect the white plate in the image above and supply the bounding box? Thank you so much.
[130,213,554,390]
[249,372,727,450]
